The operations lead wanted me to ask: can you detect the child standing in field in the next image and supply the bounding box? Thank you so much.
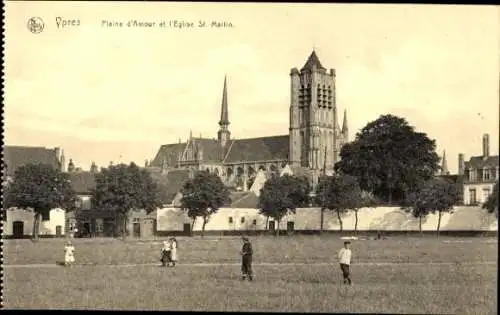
[170,237,178,267]
[338,241,352,285]
[160,240,172,267]
[240,236,253,281]
[64,241,75,266]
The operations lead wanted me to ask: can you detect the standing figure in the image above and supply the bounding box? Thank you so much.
[338,241,352,285]
[170,237,178,267]
[240,236,253,281]
[160,240,172,267]
[64,241,75,266]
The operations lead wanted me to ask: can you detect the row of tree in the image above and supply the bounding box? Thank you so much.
[3,115,498,239]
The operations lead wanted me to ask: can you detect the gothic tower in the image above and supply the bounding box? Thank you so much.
[289,51,344,171]
[217,76,231,158]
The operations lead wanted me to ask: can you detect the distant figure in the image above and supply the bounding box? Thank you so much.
[376,230,381,240]
[240,236,253,281]
[64,241,75,266]
[160,240,172,267]
[338,241,352,285]
[170,237,178,267]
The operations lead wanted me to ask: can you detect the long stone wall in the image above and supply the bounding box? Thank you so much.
[156,206,498,232]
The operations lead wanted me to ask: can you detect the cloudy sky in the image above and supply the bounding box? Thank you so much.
[4,2,499,173]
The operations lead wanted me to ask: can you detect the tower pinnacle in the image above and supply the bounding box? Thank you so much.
[341,109,348,134]
[441,150,449,175]
[219,75,229,126]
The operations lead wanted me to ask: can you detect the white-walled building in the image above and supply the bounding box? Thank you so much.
[460,134,499,205]
[3,208,66,238]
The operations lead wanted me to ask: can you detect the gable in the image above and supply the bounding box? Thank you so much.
[3,146,61,176]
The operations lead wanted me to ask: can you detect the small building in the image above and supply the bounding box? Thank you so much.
[3,208,66,239]
[459,134,499,205]
[2,145,67,238]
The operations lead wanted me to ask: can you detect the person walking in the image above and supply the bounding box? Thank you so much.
[240,236,253,281]
[338,241,352,285]
[160,240,172,267]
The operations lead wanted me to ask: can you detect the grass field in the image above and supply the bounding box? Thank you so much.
[3,235,498,313]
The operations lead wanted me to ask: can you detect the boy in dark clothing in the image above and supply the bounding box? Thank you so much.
[240,236,253,281]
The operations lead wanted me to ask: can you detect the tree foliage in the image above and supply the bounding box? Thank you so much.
[335,114,440,204]
[180,171,230,237]
[258,174,310,235]
[91,163,163,237]
[315,174,363,232]
[3,163,77,239]
[483,181,499,218]
[402,178,457,236]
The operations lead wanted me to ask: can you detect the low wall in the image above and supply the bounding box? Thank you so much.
[156,206,498,233]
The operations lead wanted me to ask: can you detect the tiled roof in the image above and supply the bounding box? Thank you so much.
[193,138,222,162]
[146,169,192,204]
[224,135,289,163]
[68,172,96,194]
[230,191,259,208]
[150,143,185,168]
[151,138,223,167]
[3,146,61,176]
[465,156,499,169]
[301,51,326,71]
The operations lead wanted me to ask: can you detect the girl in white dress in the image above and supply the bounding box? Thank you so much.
[64,241,75,266]
[170,237,178,267]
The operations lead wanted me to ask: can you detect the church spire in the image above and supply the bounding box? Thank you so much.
[441,150,449,175]
[217,76,231,150]
[219,75,229,127]
[341,109,348,134]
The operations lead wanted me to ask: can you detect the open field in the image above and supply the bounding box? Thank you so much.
[3,236,498,313]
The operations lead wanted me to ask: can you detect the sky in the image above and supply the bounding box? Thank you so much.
[4,2,499,174]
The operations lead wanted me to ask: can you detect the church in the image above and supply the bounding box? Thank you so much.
[149,51,349,191]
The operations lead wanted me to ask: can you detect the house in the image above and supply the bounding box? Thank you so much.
[459,134,499,205]
[2,145,67,238]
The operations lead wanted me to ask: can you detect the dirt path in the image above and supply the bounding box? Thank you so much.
[4,261,496,269]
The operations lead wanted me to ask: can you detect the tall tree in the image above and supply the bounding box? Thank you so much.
[258,174,309,236]
[3,164,77,239]
[316,174,363,232]
[335,114,440,204]
[483,181,499,218]
[180,171,230,238]
[403,178,457,237]
[91,163,163,237]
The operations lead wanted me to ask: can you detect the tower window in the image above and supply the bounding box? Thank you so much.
[229,217,233,224]
[241,217,245,224]
[252,219,257,225]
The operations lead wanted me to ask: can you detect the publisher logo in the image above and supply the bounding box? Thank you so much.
[27,17,44,34]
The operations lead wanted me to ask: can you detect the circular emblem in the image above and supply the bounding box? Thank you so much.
[27,17,44,34]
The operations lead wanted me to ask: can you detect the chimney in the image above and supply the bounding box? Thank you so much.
[458,153,465,175]
[482,133,490,158]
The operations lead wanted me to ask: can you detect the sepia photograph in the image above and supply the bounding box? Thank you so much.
[2,1,498,313]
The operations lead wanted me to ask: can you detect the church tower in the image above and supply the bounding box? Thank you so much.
[217,76,231,156]
[289,51,345,171]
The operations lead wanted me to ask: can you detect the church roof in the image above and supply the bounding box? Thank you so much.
[151,138,223,168]
[150,143,185,168]
[301,50,326,71]
[224,135,289,163]
[3,146,61,176]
